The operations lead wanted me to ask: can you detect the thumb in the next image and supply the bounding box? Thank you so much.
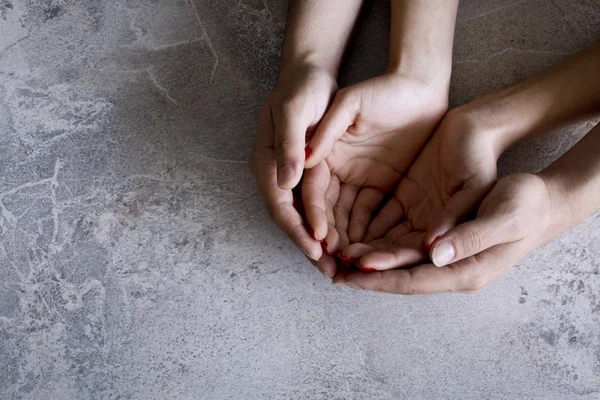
[425,182,494,249]
[430,207,518,267]
[273,104,311,190]
[304,89,358,169]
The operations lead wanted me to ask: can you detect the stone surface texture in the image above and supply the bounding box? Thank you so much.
[1,0,600,399]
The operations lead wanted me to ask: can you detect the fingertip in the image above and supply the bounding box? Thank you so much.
[301,238,323,262]
[319,253,338,279]
[332,274,346,285]
[357,253,385,272]
[431,240,455,267]
[303,143,323,169]
[303,249,322,262]
[310,227,326,242]
[277,164,301,189]
[357,263,377,272]
[341,242,373,260]
[323,225,340,254]
[348,225,365,244]
[304,146,312,162]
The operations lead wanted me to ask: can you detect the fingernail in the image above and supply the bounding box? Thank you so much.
[277,165,295,187]
[426,235,440,252]
[358,265,376,271]
[338,255,353,261]
[305,146,312,161]
[302,250,319,262]
[310,229,323,243]
[432,241,455,267]
[324,268,335,279]
[323,242,333,255]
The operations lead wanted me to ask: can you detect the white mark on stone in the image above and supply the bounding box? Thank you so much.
[0,200,17,227]
[457,0,529,23]
[119,38,204,52]
[50,158,64,245]
[146,69,178,105]
[187,0,219,83]
[0,33,30,58]
[455,47,572,65]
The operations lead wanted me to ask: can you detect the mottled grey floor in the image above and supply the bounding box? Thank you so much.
[1,1,600,399]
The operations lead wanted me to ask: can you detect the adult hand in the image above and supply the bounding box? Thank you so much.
[333,173,554,294]
[249,64,337,275]
[338,107,499,270]
[301,72,448,255]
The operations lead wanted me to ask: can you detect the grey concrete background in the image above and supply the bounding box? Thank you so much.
[1,0,599,399]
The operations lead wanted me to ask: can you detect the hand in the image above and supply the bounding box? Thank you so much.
[333,173,555,294]
[301,73,448,255]
[249,64,337,275]
[338,107,499,270]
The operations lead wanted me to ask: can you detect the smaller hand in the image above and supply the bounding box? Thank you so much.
[258,65,338,190]
[301,73,448,253]
[249,64,337,275]
[333,173,555,294]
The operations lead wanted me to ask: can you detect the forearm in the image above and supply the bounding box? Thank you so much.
[540,123,600,239]
[465,41,600,154]
[388,0,459,91]
[279,0,363,76]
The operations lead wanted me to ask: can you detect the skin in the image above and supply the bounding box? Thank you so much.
[301,0,460,257]
[333,124,600,294]
[336,108,499,270]
[333,41,600,294]
[250,0,460,278]
[249,0,363,276]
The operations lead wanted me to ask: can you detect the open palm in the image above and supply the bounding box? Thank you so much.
[301,73,448,253]
[339,110,499,270]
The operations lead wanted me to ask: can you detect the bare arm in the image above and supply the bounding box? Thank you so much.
[280,0,363,77]
[462,41,600,155]
[541,123,600,239]
[388,0,459,92]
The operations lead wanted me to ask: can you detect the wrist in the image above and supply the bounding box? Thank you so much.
[279,51,339,79]
[386,58,451,95]
[387,0,458,95]
[455,85,549,156]
[536,170,575,242]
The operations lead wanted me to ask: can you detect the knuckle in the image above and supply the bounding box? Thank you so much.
[462,229,485,256]
[274,139,300,155]
[506,212,526,237]
[399,269,424,295]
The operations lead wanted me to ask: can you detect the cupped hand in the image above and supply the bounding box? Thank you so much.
[333,173,555,294]
[339,108,499,270]
[299,73,448,255]
[249,64,337,276]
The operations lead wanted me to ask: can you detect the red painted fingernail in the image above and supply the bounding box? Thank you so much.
[426,236,441,252]
[358,265,376,271]
[338,255,352,261]
[323,242,334,255]
[305,146,313,161]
